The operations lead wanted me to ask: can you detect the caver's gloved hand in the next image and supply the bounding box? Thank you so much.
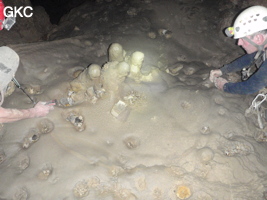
[214,77,228,90]
[30,101,55,118]
[209,69,222,83]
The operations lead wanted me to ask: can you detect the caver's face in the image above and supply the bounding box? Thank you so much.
[237,33,267,54]
[237,36,258,54]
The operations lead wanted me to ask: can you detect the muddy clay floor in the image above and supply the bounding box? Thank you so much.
[0,41,266,200]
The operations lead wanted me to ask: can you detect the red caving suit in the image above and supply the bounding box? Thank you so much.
[0,0,5,30]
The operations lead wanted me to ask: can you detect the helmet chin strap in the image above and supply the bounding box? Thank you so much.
[240,37,267,81]
[243,37,267,60]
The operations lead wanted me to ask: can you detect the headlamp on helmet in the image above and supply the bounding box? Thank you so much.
[225,27,234,37]
[225,6,267,39]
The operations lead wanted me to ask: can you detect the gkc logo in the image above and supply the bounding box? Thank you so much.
[0,1,34,30]
[4,6,33,18]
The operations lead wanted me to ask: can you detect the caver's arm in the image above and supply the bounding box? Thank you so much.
[209,53,256,82]
[220,53,256,74]
[223,61,267,94]
[0,102,54,123]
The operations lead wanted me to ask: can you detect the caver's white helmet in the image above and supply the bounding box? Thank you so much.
[0,46,19,105]
[232,5,267,39]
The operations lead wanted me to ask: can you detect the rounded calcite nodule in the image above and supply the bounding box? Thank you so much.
[37,118,54,134]
[108,43,125,62]
[130,51,144,69]
[176,186,191,199]
[88,64,101,79]
[198,147,214,163]
[117,61,130,77]
[128,51,145,82]
[73,180,89,198]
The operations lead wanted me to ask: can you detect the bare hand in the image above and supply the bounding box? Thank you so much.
[31,101,55,117]
[209,69,222,82]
